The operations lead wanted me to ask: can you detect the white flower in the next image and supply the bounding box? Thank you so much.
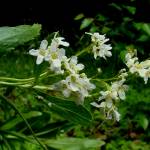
[64,56,84,74]
[91,100,120,121]
[55,37,70,47]
[48,47,66,74]
[118,69,128,79]
[125,52,150,84]
[141,60,150,68]
[138,68,150,84]
[91,99,113,109]
[126,58,138,71]
[91,75,128,122]
[93,44,112,59]
[58,73,95,102]
[111,79,128,100]
[44,35,69,74]
[113,109,120,122]
[98,90,118,102]
[88,32,112,59]
[29,40,49,64]
[90,33,109,44]
[51,37,69,48]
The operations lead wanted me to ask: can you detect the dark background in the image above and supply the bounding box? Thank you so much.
[0,0,150,32]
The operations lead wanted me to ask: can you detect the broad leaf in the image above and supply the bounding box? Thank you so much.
[134,23,150,36]
[80,18,93,30]
[0,24,41,52]
[45,137,105,150]
[137,115,149,130]
[37,92,93,125]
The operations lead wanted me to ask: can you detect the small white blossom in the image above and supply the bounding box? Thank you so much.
[93,44,112,59]
[113,109,120,122]
[50,37,69,49]
[29,40,49,64]
[55,73,95,103]
[63,56,84,74]
[98,90,118,102]
[87,32,112,59]
[111,79,128,100]
[118,69,128,79]
[138,68,150,84]
[54,37,70,47]
[44,36,69,74]
[48,47,66,74]
[91,99,113,109]
[125,51,150,84]
[91,75,128,121]
[91,100,120,121]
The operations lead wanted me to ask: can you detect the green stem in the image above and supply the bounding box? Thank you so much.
[100,77,120,82]
[19,84,54,90]
[88,93,100,98]
[0,77,34,82]
[0,81,54,91]
[0,95,47,150]
[76,45,91,57]
[91,78,110,89]
[0,71,50,83]
[0,81,33,86]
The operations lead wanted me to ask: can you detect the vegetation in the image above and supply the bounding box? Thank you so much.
[0,2,150,150]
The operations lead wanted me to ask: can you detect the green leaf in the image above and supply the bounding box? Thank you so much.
[45,137,105,150]
[74,13,84,20]
[0,111,42,130]
[35,121,68,137]
[137,115,149,130]
[37,92,93,125]
[142,24,150,36]
[137,35,149,42]
[134,23,150,36]
[96,14,107,22]
[119,50,127,62]
[123,5,136,15]
[80,18,93,30]
[0,24,41,52]
[110,3,122,11]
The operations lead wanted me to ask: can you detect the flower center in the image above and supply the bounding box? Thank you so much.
[39,49,46,56]
[51,52,58,59]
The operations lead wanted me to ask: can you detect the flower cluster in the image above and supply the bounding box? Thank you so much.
[56,56,95,103]
[59,73,95,103]
[125,50,150,84]
[87,32,112,59]
[91,69,128,121]
[29,34,95,103]
[29,35,69,74]
[29,32,148,122]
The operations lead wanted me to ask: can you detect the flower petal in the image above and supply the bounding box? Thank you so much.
[70,56,78,65]
[29,49,38,56]
[118,89,125,100]
[91,102,101,108]
[63,89,71,97]
[36,55,44,65]
[76,64,84,71]
[113,110,120,122]
[40,40,48,49]
[52,59,61,67]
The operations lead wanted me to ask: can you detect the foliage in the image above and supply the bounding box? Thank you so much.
[0,2,150,150]
[0,24,41,52]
